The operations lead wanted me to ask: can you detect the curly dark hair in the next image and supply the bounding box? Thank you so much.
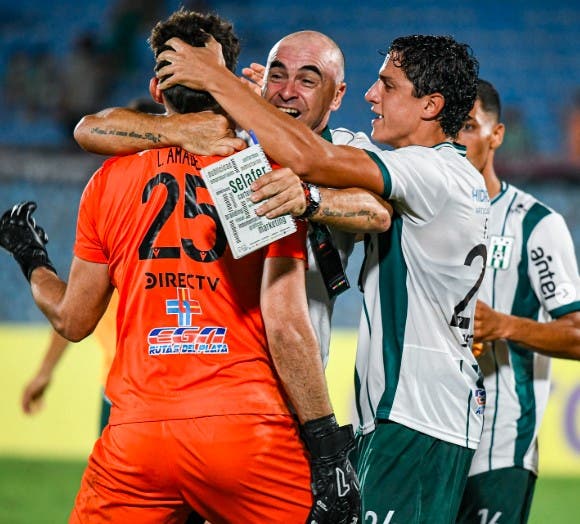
[388,35,479,138]
[149,9,240,114]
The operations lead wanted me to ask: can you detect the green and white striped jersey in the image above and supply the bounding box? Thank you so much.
[469,181,580,475]
[357,143,490,449]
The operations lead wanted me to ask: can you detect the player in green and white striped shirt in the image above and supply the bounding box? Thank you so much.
[456,80,580,524]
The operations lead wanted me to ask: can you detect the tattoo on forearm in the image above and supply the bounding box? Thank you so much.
[321,208,374,220]
[90,127,162,144]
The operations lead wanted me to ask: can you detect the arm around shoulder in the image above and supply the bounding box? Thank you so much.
[74,108,246,157]
[313,187,393,233]
[74,108,168,155]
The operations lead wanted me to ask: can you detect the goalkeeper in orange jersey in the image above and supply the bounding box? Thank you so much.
[0,9,359,524]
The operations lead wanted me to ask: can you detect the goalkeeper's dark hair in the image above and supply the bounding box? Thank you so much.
[386,35,479,138]
[477,79,501,122]
[149,9,240,114]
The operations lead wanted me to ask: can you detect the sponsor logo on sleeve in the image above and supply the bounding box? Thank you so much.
[474,388,486,415]
[530,246,559,302]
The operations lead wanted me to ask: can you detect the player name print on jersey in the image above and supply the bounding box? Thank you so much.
[488,235,514,270]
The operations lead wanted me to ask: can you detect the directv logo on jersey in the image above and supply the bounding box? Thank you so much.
[488,235,514,270]
[147,287,229,355]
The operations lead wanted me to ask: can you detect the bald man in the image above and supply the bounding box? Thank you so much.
[74,30,391,366]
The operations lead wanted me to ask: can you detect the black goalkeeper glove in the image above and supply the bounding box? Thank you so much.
[301,414,361,524]
[0,201,57,282]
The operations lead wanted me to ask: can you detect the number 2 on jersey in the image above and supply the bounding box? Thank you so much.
[450,244,487,329]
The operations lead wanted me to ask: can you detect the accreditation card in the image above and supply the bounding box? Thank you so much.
[201,144,297,258]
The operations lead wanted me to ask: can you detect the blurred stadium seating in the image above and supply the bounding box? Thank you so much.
[1,0,579,154]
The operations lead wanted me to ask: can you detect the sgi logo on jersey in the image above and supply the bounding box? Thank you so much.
[147,287,229,355]
[488,235,514,270]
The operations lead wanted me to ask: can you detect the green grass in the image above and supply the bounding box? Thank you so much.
[0,457,85,524]
[0,457,579,523]
[1,326,579,521]
[529,476,580,523]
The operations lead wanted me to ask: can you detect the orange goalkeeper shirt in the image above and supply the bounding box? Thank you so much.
[74,147,307,425]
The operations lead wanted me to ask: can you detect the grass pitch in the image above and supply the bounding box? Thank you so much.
[1,325,579,521]
[0,456,578,522]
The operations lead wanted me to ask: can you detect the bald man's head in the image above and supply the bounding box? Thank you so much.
[263,31,347,134]
[271,31,345,83]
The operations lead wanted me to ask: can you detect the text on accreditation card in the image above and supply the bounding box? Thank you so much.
[201,144,297,259]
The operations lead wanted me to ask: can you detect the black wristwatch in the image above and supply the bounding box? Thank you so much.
[297,183,321,220]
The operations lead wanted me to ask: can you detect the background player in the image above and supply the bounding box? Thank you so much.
[21,293,117,432]
[456,79,580,523]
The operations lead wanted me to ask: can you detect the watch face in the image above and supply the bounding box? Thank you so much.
[298,183,321,220]
[310,185,321,204]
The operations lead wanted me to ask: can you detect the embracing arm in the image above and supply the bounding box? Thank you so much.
[250,168,392,232]
[74,107,246,156]
[261,255,361,523]
[313,187,392,233]
[260,257,360,524]
[156,38,383,193]
[474,301,580,360]
[261,256,332,423]
[74,108,167,155]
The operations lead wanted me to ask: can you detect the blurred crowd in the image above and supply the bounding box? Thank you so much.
[1,0,171,141]
[0,0,578,163]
